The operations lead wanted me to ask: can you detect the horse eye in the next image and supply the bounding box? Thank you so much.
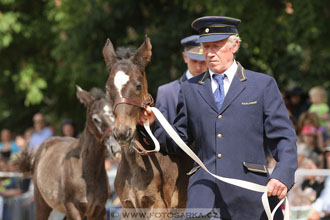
[92,115,101,124]
[136,84,142,91]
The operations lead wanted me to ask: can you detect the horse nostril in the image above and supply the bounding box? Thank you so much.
[125,127,132,139]
[113,126,132,143]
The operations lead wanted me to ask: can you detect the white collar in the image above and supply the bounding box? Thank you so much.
[209,60,237,83]
[185,70,194,80]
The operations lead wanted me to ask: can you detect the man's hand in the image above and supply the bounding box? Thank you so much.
[267,178,288,199]
[139,106,156,125]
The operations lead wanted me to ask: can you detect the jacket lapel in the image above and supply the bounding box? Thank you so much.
[179,73,188,84]
[219,62,246,114]
[197,71,219,113]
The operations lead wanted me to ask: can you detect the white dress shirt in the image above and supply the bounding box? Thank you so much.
[209,60,238,96]
[185,70,194,80]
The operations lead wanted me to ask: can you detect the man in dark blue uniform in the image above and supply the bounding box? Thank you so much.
[141,16,297,219]
[155,35,207,124]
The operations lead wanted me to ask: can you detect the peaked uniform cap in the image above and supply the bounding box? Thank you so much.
[180,35,205,61]
[192,16,241,43]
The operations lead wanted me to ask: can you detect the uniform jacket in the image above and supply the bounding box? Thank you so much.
[153,63,298,220]
[155,73,188,124]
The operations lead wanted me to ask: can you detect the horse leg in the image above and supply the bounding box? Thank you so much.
[65,202,83,220]
[151,199,171,220]
[34,186,52,220]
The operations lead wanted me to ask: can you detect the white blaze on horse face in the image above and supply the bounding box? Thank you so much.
[103,105,115,122]
[114,70,130,98]
[92,114,103,133]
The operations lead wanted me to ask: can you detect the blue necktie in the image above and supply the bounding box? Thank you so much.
[213,74,225,110]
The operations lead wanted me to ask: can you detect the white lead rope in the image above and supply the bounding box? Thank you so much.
[143,107,290,220]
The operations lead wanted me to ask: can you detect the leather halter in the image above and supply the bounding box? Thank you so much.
[100,127,113,144]
[113,98,146,112]
[112,94,154,155]
[132,139,150,155]
[113,94,154,114]
[87,121,113,146]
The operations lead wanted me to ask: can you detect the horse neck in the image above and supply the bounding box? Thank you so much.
[121,146,150,170]
[78,123,107,178]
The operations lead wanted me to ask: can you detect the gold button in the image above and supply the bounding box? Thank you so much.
[217,134,222,138]
[217,153,222,159]
[217,115,222,119]
[205,28,209,33]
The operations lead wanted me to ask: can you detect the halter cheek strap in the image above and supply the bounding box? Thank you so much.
[100,127,113,144]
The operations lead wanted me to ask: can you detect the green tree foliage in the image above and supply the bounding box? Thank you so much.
[0,0,329,134]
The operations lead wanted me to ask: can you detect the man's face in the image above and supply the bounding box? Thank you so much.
[202,38,238,74]
[1,129,11,142]
[33,114,46,131]
[62,124,75,137]
[183,54,207,77]
[302,134,316,146]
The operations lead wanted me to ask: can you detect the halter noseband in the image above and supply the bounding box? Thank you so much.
[113,94,154,114]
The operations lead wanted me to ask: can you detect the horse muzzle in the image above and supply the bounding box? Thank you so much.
[113,125,135,145]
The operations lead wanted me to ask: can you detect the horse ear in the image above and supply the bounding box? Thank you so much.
[105,85,110,100]
[131,36,152,73]
[76,85,94,106]
[102,38,117,71]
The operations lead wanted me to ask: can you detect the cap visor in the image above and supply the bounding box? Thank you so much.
[197,34,231,43]
[184,52,205,61]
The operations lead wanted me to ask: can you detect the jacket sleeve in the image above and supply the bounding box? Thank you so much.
[263,78,298,189]
[155,86,169,121]
[153,87,192,155]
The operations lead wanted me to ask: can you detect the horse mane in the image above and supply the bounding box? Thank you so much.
[89,87,105,100]
[115,46,137,59]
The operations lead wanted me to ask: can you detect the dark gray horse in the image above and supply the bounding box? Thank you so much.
[18,86,118,220]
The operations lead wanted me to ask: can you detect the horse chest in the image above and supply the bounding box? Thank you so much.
[118,171,163,208]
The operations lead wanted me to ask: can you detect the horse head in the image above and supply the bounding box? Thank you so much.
[103,37,152,146]
[76,85,120,155]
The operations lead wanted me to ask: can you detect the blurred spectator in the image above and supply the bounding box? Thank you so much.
[61,119,76,137]
[300,158,325,199]
[308,86,330,141]
[308,86,329,127]
[298,112,324,151]
[29,113,53,149]
[281,90,292,113]
[15,128,34,151]
[0,129,20,160]
[297,125,323,168]
[308,144,330,220]
[287,87,310,121]
[0,154,31,220]
[290,157,324,207]
[289,111,299,135]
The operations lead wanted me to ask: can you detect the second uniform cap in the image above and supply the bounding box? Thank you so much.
[181,35,205,61]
